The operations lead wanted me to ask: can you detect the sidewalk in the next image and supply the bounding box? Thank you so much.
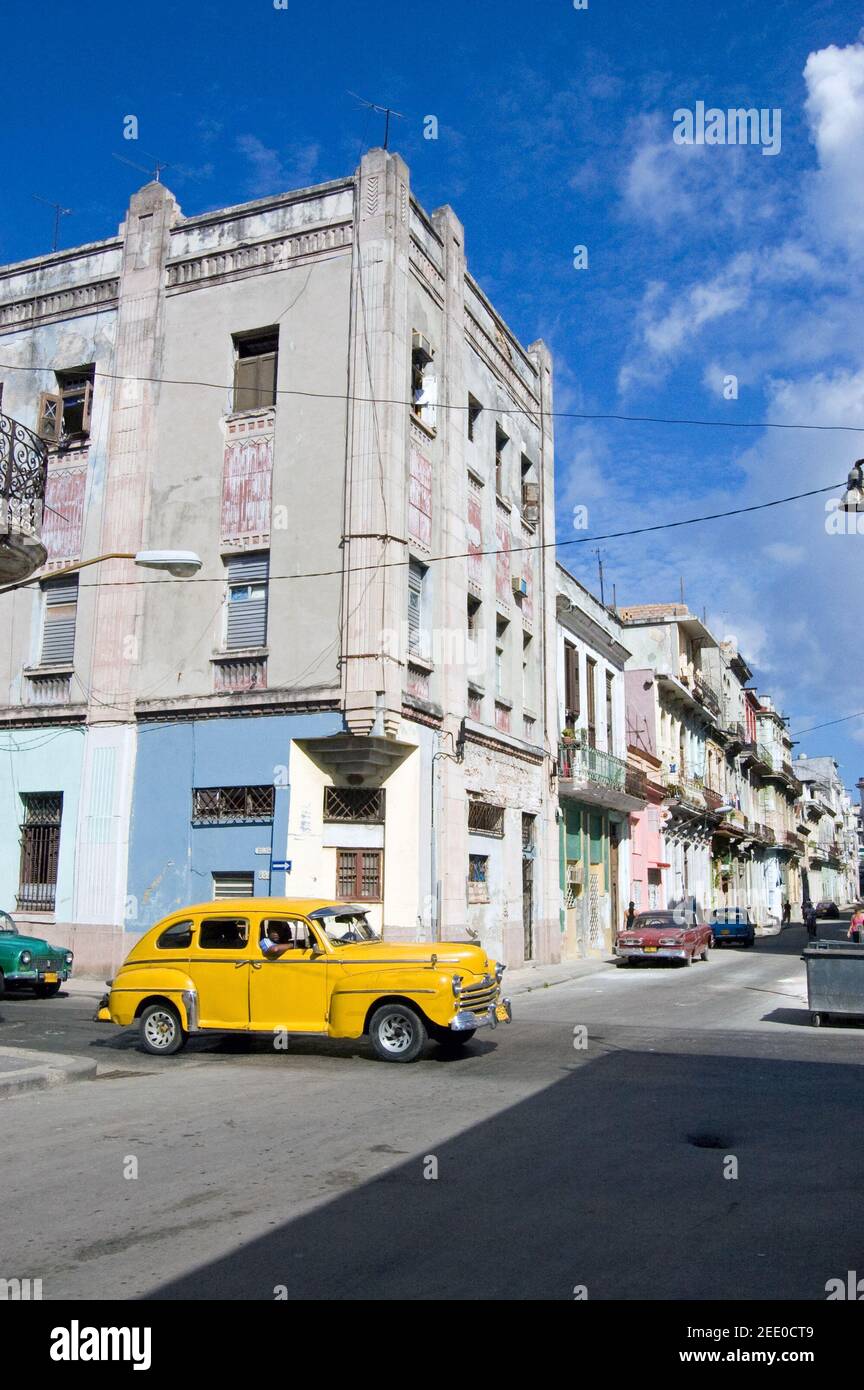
[0,1046,96,1099]
[505,956,613,996]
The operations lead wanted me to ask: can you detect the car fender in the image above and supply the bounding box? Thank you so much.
[107,966,196,1029]
[328,965,455,1037]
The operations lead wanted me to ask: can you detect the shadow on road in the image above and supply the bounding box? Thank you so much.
[144,1043,864,1301]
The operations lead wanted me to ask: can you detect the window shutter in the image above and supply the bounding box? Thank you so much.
[212,872,254,900]
[226,553,269,649]
[37,392,63,443]
[565,643,580,717]
[233,357,259,413]
[256,353,277,408]
[81,379,92,432]
[408,562,424,654]
[40,579,78,665]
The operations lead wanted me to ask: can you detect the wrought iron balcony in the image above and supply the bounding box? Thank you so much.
[694,673,720,716]
[0,411,48,583]
[559,740,647,806]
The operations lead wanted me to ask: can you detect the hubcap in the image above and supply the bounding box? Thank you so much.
[144,1010,176,1050]
[378,1012,414,1053]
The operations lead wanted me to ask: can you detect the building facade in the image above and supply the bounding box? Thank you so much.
[556,567,645,957]
[0,148,560,973]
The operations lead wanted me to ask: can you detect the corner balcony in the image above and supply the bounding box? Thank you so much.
[0,412,48,584]
[558,738,647,812]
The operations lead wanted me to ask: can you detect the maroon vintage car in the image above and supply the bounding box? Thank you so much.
[616,910,713,966]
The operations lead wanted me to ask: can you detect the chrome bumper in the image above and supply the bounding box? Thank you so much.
[6,968,70,982]
[616,947,687,960]
[450,997,512,1031]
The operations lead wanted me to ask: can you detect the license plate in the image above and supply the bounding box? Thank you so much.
[43,972,58,983]
[721,929,730,935]
[643,945,658,952]
[495,1004,510,1022]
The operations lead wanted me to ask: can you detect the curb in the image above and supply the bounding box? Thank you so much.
[0,1046,97,1098]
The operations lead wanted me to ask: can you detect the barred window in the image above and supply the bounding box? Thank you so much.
[323,787,385,823]
[193,785,275,825]
[468,800,505,837]
[336,849,382,902]
[18,792,62,912]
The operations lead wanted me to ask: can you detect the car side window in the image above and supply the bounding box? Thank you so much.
[156,919,195,950]
[199,918,249,950]
[259,918,312,952]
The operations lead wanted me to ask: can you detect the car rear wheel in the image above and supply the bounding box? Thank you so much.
[681,951,693,966]
[0,970,5,999]
[139,1003,186,1056]
[368,1003,427,1063]
[700,943,710,962]
[34,982,61,998]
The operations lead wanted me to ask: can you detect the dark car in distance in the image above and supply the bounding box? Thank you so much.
[814,901,840,919]
[710,907,757,948]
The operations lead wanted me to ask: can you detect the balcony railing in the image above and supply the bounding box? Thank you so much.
[0,411,48,584]
[559,740,631,794]
[694,674,720,716]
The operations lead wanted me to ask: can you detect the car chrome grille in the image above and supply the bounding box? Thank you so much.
[459,976,498,1013]
[34,956,54,970]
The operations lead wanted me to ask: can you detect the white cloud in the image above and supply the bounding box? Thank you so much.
[235,136,320,197]
[803,40,864,254]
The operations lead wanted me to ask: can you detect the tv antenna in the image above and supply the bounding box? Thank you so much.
[32,195,73,252]
[593,547,606,607]
[112,152,171,183]
[348,92,405,150]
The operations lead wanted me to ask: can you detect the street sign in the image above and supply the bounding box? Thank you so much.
[272,860,292,872]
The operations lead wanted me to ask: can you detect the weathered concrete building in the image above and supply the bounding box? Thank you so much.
[0,149,560,972]
[555,566,645,956]
[794,756,859,907]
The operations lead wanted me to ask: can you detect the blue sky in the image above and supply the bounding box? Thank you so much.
[3,0,863,787]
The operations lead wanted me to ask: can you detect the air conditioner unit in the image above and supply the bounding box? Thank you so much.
[567,862,584,886]
[411,331,434,364]
[512,576,528,598]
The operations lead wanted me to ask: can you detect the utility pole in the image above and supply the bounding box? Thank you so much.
[594,547,605,607]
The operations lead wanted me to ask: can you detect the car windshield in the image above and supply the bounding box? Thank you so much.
[633,916,676,930]
[310,908,380,944]
[712,909,745,923]
[0,912,15,933]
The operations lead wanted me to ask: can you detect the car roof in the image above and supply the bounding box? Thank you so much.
[158,898,362,918]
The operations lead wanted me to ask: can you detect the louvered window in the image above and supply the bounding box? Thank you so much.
[40,577,78,666]
[233,331,278,412]
[336,850,382,902]
[408,560,425,656]
[225,552,268,650]
[212,872,254,900]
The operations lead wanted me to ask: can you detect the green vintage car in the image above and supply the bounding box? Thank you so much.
[0,910,73,997]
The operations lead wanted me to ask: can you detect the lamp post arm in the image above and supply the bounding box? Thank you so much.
[0,552,136,598]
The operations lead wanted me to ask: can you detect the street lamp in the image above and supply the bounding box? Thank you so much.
[840,460,864,512]
[0,548,203,596]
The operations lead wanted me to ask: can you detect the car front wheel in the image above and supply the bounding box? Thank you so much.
[368,1003,427,1063]
[139,1003,187,1056]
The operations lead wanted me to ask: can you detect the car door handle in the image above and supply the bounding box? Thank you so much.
[234,960,252,969]
[251,961,263,970]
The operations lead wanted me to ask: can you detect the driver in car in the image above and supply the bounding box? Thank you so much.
[260,922,296,958]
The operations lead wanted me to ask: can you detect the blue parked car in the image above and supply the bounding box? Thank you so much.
[710,907,756,948]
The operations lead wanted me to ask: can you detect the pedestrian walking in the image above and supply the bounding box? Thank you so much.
[803,901,818,940]
[847,907,864,944]
[625,900,636,933]
[782,899,791,925]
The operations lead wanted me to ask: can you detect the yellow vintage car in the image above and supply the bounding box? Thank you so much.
[97,898,511,1063]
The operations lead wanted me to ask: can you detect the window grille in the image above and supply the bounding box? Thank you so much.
[323,787,385,823]
[468,800,505,837]
[17,792,62,911]
[193,785,275,825]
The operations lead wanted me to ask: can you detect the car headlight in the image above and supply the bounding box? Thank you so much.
[65,952,73,966]
[451,975,463,998]
[495,962,505,983]
[20,950,31,966]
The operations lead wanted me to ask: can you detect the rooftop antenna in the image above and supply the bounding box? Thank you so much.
[679,575,685,606]
[348,92,405,150]
[112,152,171,183]
[612,583,617,612]
[593,547,606,607]
[32,195,73,252]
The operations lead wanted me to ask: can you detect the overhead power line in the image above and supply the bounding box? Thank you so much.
[3,479,842,597]
[793,710,864,737]
[2,360,864,434]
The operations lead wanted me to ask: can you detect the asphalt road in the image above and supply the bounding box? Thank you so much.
[3,918,864,1301]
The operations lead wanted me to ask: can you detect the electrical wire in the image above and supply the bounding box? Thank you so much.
[793,711,864,737]
[3,360,864,434]
[8,477,838,594]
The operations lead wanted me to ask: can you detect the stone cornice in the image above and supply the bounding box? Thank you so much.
[0,278,119,334]
[166,222,353,294]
